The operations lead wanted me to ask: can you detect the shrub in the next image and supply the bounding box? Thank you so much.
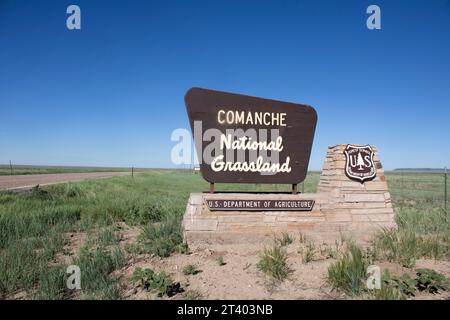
[300,241,316,263]
[140,203,166,223]
[123,202,167,225]
[327,243,367,295]
[319,243,339,259]
[391,274,417,297]
[95,226,121,246]
[131,267,183,297]
[124,242,143,256]
[29,185,50,199]
[175,242,190,255]
[138,217,183,257]
[415,268,449,293]
[298,232,307,244]
[34,266,68,300]
[184,289,202,300]
[371,228,448,268]
[257,244,290,281]
[274,232,293,247]
[182,264,200,275]
[420,236,446,260]
[217,256,226,266]
[377,271,416,299]
[74,246,125,299]
[47,183,84,200]
[372,229,420,268]
[365,268,449,299]
[366,284,406,300]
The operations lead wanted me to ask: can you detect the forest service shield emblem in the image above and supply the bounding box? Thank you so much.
[344,144,376,183]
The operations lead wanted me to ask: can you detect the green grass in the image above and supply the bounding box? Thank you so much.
[327,171,449,298]
[94,226,121,247]
[327,242,368,295]
[130,267,174,297]
[0,171,195,298]
[386,172,449,209]
[274,232,294,247]
[300,241,317,263]
[0,170,319,298]
[137,216,184,257]
[415,268,449,293]
[74,245,126,299]
[0,169,448,299]
[257,244,290,281]
[182,264,200,275]
[369,202,449,268]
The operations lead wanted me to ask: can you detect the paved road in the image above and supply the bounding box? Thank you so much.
[0,172,130,190]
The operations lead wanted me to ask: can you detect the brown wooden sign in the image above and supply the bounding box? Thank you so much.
[206,199,315,211]
[185,88,317,184]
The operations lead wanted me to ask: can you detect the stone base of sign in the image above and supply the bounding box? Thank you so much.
[182,144,396,244]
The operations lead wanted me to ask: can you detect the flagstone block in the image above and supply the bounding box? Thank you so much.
[183,144,396,244]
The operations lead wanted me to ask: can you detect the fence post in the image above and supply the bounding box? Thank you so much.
[9,160,13,175]
[132,166,134,178]
[445,166,447,214]
[401,171,403,186]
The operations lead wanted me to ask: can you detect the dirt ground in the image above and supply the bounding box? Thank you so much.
[115,227,450,300]
[121,243,340,300]
[0,172,130,190]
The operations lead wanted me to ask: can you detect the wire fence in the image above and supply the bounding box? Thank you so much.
[386,169,448,214]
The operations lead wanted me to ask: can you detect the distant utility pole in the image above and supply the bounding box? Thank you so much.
[9,160,13,175]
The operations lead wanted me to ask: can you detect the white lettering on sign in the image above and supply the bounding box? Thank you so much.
[217,110,287,127]
[206,199,315,211]
[211,155,291,173]
[210,129,291,173]
[220,134,283,152]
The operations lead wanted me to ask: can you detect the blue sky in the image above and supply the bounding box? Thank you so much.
[0,0,449,170]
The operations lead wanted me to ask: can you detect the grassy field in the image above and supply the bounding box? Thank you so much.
[0,165,149,176]
[0,170,448,299]
[386,172,449,208]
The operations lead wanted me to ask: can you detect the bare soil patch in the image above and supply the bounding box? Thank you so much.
[114,229,450,300]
